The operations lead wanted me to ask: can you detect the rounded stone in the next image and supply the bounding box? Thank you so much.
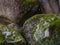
[23,14,60,45]
[0,23,26,45]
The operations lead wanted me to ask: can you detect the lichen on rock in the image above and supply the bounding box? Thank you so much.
[23,14,60,45]
[0,23,26,45]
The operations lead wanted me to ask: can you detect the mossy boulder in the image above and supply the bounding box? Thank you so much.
[23,14,60,45]
[0,23,26,45]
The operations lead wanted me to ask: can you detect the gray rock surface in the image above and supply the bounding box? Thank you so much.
[0,0,19,22]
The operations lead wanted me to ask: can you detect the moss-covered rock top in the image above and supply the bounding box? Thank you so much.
[24,14,58,24]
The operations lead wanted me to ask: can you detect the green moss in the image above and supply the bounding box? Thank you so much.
[23,0,36,4]
[0,25,26,45]
[24,14,58,25]
[51,19,60,35]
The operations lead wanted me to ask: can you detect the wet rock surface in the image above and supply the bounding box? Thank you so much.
[23,14,60,45]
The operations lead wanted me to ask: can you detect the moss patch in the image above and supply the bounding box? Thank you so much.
[24,14,58,24]
[0,24,26,45]
[23,0,36,4]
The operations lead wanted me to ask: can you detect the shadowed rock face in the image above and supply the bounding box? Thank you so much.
[23,14,60,45]
[17,0,41,26]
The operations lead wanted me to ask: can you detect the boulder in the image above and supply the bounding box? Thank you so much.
[0,23,26,45]
[23,14,60,45]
